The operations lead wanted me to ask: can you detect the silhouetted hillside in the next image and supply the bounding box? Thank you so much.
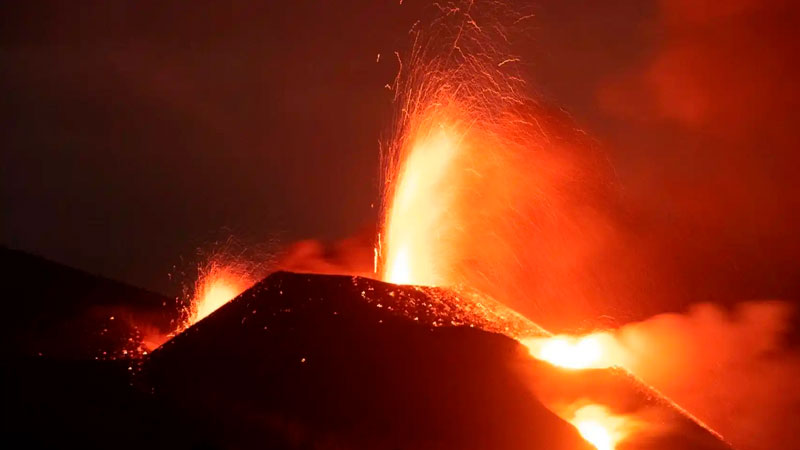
[0,246,175,358]
[2,256,732,449]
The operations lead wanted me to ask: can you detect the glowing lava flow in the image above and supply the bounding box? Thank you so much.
[526,335,603,369]
[520,333,620,370]
[518,334,633,449]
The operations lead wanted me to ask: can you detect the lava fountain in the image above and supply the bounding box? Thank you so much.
[179,250,265,332]
[377,1,628,334]
[375,2,726,449]
[382,119,464,286]
[188,267,250,325]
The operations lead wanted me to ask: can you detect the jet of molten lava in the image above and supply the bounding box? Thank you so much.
[383,125,462,286]
[182,262,256,331]
[192,274,244,323]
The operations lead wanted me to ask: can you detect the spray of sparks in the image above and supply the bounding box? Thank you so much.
[177,245,269,333]
[376,2,728,448]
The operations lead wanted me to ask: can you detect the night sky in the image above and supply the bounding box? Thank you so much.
[2,0,798,305]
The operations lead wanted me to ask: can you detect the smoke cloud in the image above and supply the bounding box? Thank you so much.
[592,0,800,313]
[609,300,800,450]
[274,227,375,278]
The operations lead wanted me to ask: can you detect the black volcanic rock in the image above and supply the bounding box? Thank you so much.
[4,264,733,449]
[147,272,732,450]
[0,246,176,358]
[148,271,591,450]
[1,247,181,449]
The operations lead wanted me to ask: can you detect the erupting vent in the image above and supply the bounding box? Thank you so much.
[145,3,738,449]
[149,272,732,450]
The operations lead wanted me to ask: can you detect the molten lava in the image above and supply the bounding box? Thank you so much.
[191,273,246,324]
[145,3,735,449]
[371,5,729,448]
[572,405,630,450]
[527,335,603,369]
[181,261,257,331]
[383,124,462,286]
[520,333,619,370]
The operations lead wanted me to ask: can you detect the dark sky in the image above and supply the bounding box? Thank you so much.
[2,0,799,303]
[1,1,411,294]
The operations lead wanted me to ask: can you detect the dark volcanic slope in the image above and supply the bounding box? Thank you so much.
[5,264,732,449]
[2,247,181,449]
[149,272,732,450]
[0,246,175,358]
[149,271,591,450]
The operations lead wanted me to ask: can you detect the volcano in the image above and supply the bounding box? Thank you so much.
[143,271,732,450]
[4,247,734,449]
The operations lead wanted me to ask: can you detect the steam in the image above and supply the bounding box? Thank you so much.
[608,300,800,450]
